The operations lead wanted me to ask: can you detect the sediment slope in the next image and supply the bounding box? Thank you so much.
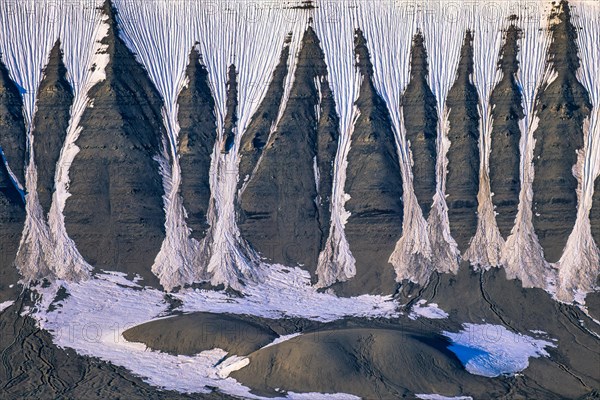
[32,40,73,216]
[239,27,337,278]
[177,46,216,242]
[532,0,591,263]
[489,24,524,240]
[64,1,166,286]
[403,31,438,220]
[445,30,480,253]
[333,29,403,296]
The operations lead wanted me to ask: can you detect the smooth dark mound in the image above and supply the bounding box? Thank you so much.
[445,30,480,253]
[532,0,591,262]
[123,312,279,356]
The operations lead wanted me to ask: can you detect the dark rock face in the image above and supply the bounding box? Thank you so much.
[238,38,291,192]
[445,30,480,253]
[403,31,438,220]
[177,47,216,241]
[64,1,166,286]
[532,1,591,263]
[490,24,524,240]
[592,177,600,246]
[32,41,74,216]
[0,162,25,304]
[0,55,27,187]
[0,61,25,304]
[238,27,338,278]
[333,29,403,296]
[221,65,238,154]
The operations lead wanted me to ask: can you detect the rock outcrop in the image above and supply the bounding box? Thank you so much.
[0,60,25,303]
[0,54,27,187]
[403,31,438,219]
[177,46,216,241]
[238,27,338,278]
[332,29,403,296]
[445,30,480,253]
[489,24,524,240]
[592,177,600,247]
[32,40,74,216]
[237,37,291,192]
[64,1,166,286]
[221,65,238,154]
[532,0,591,263]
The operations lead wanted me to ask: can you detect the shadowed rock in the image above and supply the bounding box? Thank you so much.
[221,65,238,154]
[446,30,480,253]
[238,36,291,191]
[0,54,27,187]
[403,31,438,219]
[332,29,403,296]
[64,0,166,287]
[0,162,25,303]
[177,46,216,241]
[592,177,600,247]
[532,0,591,263]
[490,23,524,240]
[239,27,338,278]
[32,40,74,216]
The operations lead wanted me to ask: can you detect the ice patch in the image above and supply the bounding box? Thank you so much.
[262,333,303,349]
[0,301,15,313]
[409,300,448,320]
[416,395,473,400]
[444,323,555,378]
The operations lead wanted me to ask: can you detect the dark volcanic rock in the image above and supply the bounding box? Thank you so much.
[332,29,403,296]
[490,24,524,240]
[239,27,338,278]
[177,46,216,241]
[64,1,166,287]
[532,0,591,263]
[0,162,24,303]
[0,54,27,187]
[221,65,238,154]
[238,37,291,192]
[0,298,233,400]
[403,31,438,219]
[123,312,278,356]
[33,40,74,216]
[445,30,480,253]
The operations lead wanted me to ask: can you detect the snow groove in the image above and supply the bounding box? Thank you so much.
[502,1,554,289]
[556,0,600,302]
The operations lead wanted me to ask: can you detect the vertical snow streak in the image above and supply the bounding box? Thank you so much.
[0,1,102,281]
[556,0,600,302]
[112,1,202,289]
[191,2,307,288]
[464,3,507,267]
[49,2,106,281]
[418,2,467,274]
[503,1,554,288]
[356,2,435,284]
[314,1,360,287]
